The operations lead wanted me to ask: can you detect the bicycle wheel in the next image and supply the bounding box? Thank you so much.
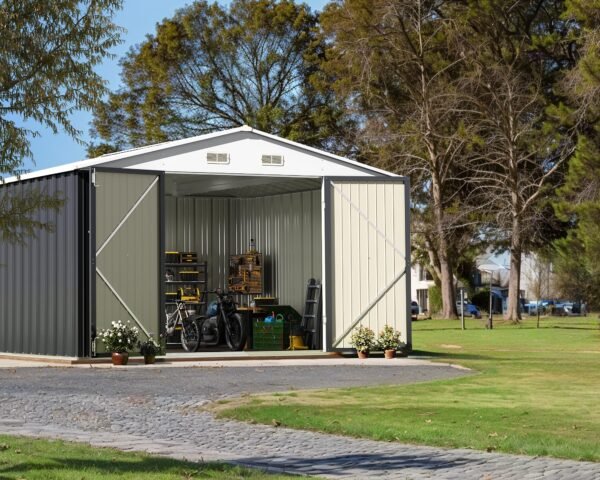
[225,313,247,351]
[180,319,200,352]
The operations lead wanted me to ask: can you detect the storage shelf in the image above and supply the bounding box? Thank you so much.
[165,262,206,267]
[164,256,208,317]
[165,301,206,305]
[165,280,206,284]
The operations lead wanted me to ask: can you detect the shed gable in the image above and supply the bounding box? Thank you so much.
[101,131,381,178]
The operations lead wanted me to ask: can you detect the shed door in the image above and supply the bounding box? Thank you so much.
[93,170,162,351]
[325,178,410,350]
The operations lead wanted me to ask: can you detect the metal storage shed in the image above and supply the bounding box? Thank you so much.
[0,126,411,358]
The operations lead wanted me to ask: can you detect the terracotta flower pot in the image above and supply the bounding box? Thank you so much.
[357,350,369,359]
[144,355,156,365]
[384,349,396,359]
[111,352,129,366]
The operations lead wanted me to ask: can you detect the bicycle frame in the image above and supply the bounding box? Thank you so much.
[165,301,189,335]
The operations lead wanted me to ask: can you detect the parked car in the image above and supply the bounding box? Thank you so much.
[551,301,587,317]
[527,299,555,316]
[456,301,482,319]
[411,301,420,320]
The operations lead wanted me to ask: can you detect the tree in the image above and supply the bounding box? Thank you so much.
[320,0,481,319]
[0,0,123,241]
[551,0,600,309]
[90,0,345,153]
[459,0,575,322]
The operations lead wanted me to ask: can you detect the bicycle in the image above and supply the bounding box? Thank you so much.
[164,300,201,352]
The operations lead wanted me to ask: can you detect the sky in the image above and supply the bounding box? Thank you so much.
[22,0,328,173]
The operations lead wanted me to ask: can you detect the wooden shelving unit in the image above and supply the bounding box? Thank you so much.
[228,253,263,294]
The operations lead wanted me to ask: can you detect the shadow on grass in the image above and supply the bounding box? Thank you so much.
[412,326,478,331]
[411,349,492,361]
[550,325,600,331]
[0,451,527,478]
[0,456,249,478]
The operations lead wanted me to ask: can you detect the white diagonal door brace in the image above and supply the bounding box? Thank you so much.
[95,176,158,337]
[96,177,159,257]
[330,182,407,347]
[333,270,406,347]
[96,268,151,338]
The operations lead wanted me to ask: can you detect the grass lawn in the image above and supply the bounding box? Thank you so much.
[212,315,600,462]
[0,435,307,479]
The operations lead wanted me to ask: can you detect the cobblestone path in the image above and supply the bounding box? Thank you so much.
[0,363,598,479]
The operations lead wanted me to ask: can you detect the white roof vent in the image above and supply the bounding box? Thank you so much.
[207,152,230,164]
[261,154,284,166]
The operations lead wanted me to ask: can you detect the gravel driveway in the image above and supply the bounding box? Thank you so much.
[0,359,598,479]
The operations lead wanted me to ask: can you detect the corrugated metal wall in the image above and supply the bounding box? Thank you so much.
[328,181,409,348]
[0,173,82,356]
[165,190,321,313]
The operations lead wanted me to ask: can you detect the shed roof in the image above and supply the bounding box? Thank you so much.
[4,126,396,184]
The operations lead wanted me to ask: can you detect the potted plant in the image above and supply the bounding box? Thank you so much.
[377,324,401,359]
[99,320,139,365]
[138,335,161,365]
[350,325,375,359]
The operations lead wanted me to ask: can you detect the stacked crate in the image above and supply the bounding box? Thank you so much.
[253,316,290,350]
[228,253,263,294]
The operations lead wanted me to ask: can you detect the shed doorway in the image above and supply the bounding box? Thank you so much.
[163,173,323,353]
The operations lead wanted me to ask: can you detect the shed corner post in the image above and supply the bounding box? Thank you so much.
[321,177,332,352]
[403,175,412,351]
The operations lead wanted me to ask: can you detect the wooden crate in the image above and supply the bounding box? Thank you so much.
[228,253,263,294]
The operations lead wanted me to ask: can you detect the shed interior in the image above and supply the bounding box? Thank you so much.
[163,173,323,351]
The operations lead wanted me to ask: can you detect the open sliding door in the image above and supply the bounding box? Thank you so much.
[324,177,411,350]
[93,169,163,353]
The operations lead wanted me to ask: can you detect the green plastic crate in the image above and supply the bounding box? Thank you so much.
[253,319,289,350]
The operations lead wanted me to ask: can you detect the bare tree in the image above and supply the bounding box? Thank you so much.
[465,62,573,322]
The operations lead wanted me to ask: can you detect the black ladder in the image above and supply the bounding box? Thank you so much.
[301,278,322,350]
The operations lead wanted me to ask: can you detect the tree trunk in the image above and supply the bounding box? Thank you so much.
[431,176,457,319]
[505,216,522,322]
[439,254,457,319]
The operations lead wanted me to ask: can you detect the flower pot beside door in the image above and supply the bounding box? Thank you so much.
[378,325,402,360]
[99,320,140,366]
[139,336,162,366]
[111,352,129,366]
[350,325,375,360]
[143,355,156,365]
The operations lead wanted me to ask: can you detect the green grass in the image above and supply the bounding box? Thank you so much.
[213,315,600,462]
[0,435,306,479]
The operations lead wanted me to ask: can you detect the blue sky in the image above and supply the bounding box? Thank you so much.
[22,0,328,172]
